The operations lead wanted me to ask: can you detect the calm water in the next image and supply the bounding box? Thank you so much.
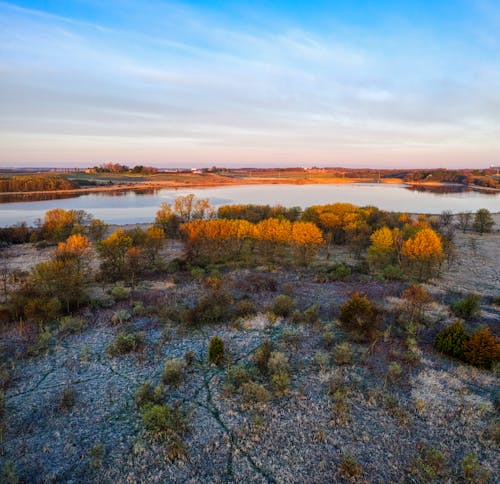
[0,183,498,226]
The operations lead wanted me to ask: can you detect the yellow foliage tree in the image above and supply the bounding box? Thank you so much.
[368,226,395,268]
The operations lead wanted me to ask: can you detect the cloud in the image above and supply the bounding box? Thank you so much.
[0,0,499,167]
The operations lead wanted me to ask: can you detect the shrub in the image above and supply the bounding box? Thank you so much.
[268,351,290,395]
[57,386,76,411]
[461,452,490,483]
[462,328,500,369]
[27,331,52,357]
[162,358,185,387]
[208,336,225,365]
[58,316,85,335]
[107,332,143,356]
[240,381,270,405]
[111,309,132,325]
[142,403,187,434]
[184,287,233,326]
[279,328,302,349]
[382,264,405,280]
[227,364,254,390]
[135,382,157,409]
[434,320,468,359]
[451,293,480,320]
[271,370,290,396]
[414,445,447,479]
[141,403,188,460]
[303,305,320,325]
[234,273,277,293]
[339,453,363,479]
[387,362,403,383]
[333,342,353,365]
[109,284,131,300]
[313,351,330,371]
[234,299,256,319]
[190,267,205,281]
[272,294,296,317]
[184,350,196,366]
[253,339,274,374]
[339,292,380,342]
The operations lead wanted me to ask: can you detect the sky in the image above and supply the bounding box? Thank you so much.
[0,0,499,168]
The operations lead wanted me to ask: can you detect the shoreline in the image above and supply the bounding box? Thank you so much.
[2,176,499,197]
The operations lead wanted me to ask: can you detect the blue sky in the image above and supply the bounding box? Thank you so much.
[0,0,499,168]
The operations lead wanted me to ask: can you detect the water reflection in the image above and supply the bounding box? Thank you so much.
[0,183,498,227]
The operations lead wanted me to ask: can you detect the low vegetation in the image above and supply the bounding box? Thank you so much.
[0,197,497,481]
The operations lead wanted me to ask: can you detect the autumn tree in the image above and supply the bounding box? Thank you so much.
[155,202,180,236]
[368,226,396,268]
[143,226,166,265]
[290,221,324,264]
[97,229,133,280]
[401,227,444,280]
[39,208,91,242]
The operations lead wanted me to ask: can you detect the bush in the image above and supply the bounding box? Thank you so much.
[339,292,380,342]
[382,264,405,280]
[240,381,270,405]
[111,309,132,325]
[58,316,85,335]
[226,364,254,390]
[184,287,233,326]
[314,263,352,282]
[462,328,500,369]
[162,358,185,387]
[313,351,330,371]
[208,336,225,365]
[303,305,320,325]
[141,403,188,460]
[461,452,490,483]
[135,382,157,409]
[27,331,52,357]
[109,284,131,300]
[451,293,480,320]
[272,294,296,318]
[253,339,274,374]
[107,332,143,356]
[234,299,256,319]
[234,273,278,293]
[268,351,290,395]
[434,320,468,359]
[333,342,353,365]
[387,362,403,383]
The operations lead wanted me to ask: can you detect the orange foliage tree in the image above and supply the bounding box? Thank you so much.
[181,218,323,265]
[401,227,444,280]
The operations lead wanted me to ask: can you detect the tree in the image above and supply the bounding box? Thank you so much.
[368,226,395,268]
[472,208,494,235]
[143,226,166,265]
[290,221,324,264]
[97,229,133,280]
[401,227,444,280]
[456,212,472,233]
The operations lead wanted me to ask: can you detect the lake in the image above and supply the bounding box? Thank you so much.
[0,183,498,226]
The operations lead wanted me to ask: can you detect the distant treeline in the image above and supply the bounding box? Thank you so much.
[0,175,77,193]
[404,169,499,188]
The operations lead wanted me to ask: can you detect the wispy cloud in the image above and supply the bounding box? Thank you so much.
[0,0,499,167]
